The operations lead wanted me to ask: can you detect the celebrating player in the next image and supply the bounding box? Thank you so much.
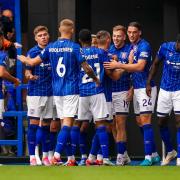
[18,19,99,166]
[146,34,180,165]
[104,22,159,166]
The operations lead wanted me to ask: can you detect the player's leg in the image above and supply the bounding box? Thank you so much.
[53,95,79,166]
[134,88,155,166]
[40,119,51,166]
[95,101,114,165]
[79,121,89,165]
[35,119,43,165]
[71,120,81,157]
[27,96,42,166]
[136,87,160,164]
[91,94,113,165]
[157,89,176,165]
[113,91,130,165]
[38,96,55,166]
[77,96,94,165]
[49,119,60,163]
[48,102,60,162]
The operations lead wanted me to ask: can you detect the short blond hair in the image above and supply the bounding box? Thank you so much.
[96,30,110,45]
[59,19,74,29]
[33,25,48,36]
[113,25,126,34]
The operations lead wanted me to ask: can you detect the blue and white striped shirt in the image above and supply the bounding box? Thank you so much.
[26,45,53,96]
[157,42,180,91]
[39,38,85,96]
[79,47,109,97]
[131,39,154,89]
[109,44,131,92]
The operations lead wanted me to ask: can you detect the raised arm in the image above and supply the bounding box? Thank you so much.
[103,59,146,72]
[17,55,42,66]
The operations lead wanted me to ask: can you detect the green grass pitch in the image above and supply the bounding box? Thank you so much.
[0,166,179,180]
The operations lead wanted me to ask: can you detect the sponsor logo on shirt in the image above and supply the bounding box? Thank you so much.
[166,60,180,69]
[140,51,148,58]
[39,62,51,68]
[121,52,127,59]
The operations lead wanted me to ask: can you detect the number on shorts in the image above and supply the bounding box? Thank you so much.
[82,63,100,84]
[142,98,152,107]
[123,100,129,108]
[56,57,66,77]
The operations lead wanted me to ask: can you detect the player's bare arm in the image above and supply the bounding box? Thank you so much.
[126,86,134,102]
[0,66,20,87]
[17,55,42,66]
[81,61,100,86]
[104,59,146,72]
[105,54,125,80]
[128,49,134,64]
[25,70,38,81]
[146,56,160,97]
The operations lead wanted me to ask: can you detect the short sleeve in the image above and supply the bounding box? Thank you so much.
[39,45,49,63]
[138,43,151,61]
[73,44,85,64]
[156,43,165,61]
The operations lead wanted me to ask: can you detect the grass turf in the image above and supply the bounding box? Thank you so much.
[0,166,179,180]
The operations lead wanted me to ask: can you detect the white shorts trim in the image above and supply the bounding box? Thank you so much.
[78,93,109,122]
[112,91,130,115]
[54,95,79,119]
[106,101,113,121]
[157,89,180,117]
[133,87,157,115]
[27,96,54,120]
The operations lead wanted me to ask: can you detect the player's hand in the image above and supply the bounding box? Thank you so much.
[111,55,118,62]
[128,50,134,64]
[14,78,21,87]
[14,42,22,49]
[146,83,152,97]
[27,74,38,81]
[17,55,27,63]
[94,78,101,87]
[126,87,134,102]
[103,60,120,70]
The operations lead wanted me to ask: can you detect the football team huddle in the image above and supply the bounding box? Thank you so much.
[1,18,179,166]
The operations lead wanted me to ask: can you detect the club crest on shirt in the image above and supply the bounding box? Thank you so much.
[169,52,173,57]
[121,52,127,59]
[140,51,148,58]
[133,45,137,53]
